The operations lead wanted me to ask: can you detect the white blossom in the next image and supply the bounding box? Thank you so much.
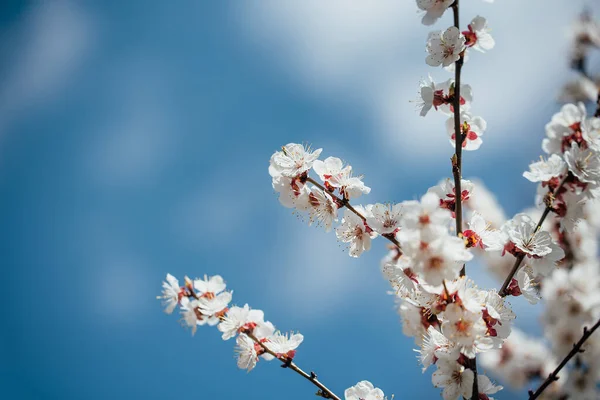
[158,273,182,314]
[441,303,492,358]
[419,326,459,372]
[270,143,322,177]
[506,214,562,258]
[194,275,227,296]
[344,380,386,400]
[542,102,587,155]
[416,0,455,26]
[235,335,258,371]
[336,207,374,257]
[516,265,540,304]
[565,142,600,184]
[197,291,232,326]
[477,375,503,400]
[179,297,201,335]
[366,203,404,235]
[266,331,304,358]
[446,112,486,151]
[426,27,466,67]
[308,187,338,232]
[218,304,265,340]
[432,359,474,400]
[465,16,495,52]
[523,154,566,183]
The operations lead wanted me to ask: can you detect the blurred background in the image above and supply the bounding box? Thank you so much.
[1,0,599,398]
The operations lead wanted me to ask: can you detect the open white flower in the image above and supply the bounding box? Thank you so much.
[270,143,322,178]
[266,332,304,358]
[271,174,311,210]
[446,112,486,151]
[483,290,515,344]
[179,297,201,335]
[565,142,600,184]
[464,16,495,52]
[336,207,373,257]
[366,203,404,235]
[158,273,182,314]
[464,212,498,249]
[308,187,338,232]
[441,303,492,358]
[194,275,226,296]
[523,154,566,182]
[418,75,437,117]
[344,380,386,400]
[197,291,232,326]
[402,192,453,233]
[218,304,265,340]
[429,178,474,214]
[426,27,466,67]
[477,375,503,399]
[542,102,587,155]
[235,335,258,372]
[432,359,474,400]
[582,117,600,151]
[331,171,370,199]
[436,78,473,116]
[416,0,455,26]
[419,326,460,372]
[406,235,473,286]
[506,214,557,258]
[516,265,541,304]
[313,156,345,183]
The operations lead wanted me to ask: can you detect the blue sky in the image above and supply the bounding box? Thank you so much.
[0,1,598,399]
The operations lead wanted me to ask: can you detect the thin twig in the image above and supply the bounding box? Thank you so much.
[246,332,342,400]
[305,176,402,250]
[528,318,600,399]
[498,175,569,297]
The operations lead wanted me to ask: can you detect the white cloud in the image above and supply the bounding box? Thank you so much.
[234,0,593,159]
[0,1,95,123]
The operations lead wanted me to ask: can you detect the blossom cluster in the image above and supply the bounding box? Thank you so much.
[382,181,507,400]
[158,274,302,370]
[158,3,600,400]
[269,143,375,256]
[158,273,388,400]
[418,10,494,151]
[475,45,600,398]
[480,202,600,398]
[478,101,600,395]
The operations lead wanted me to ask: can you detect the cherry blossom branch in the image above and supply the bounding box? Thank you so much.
[451,0,465,261]
[450,3,478,399]
[498,175,570,297]
[527,317,600,399]
[245,332,342,400]
[595,90,600,118]
[305,176,402,249]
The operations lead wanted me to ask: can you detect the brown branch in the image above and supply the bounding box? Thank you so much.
[450,2,478,399]
[528,318,600,399]
[450,2,465,274]
[305,176,402,250]
[245,332,342,400]
[498,175,569,297]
